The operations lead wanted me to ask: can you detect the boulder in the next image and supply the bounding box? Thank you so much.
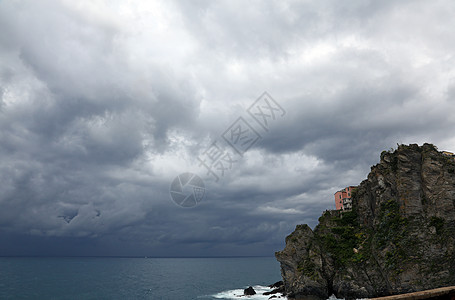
[244,286,256,296]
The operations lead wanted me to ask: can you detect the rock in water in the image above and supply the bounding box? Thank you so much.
[263,286,285,296]
[268,281,283,289]
[276,144,455,299]
[264,281,285,295]
[244,286,256,295]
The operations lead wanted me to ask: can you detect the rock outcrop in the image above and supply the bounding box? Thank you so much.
[264,281,285,296]
[244,286,256,296]
[276,144,455,299]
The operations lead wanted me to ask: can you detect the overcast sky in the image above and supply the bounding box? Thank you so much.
[1,0,455,257]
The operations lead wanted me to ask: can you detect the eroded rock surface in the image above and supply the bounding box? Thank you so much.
[276,144,455,299]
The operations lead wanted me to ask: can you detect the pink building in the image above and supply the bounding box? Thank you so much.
[334,186,356,210]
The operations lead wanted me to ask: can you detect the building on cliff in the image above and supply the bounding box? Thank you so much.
[334,186,356,210]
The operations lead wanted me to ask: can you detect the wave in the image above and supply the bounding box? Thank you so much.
[210,287,352,300]
[211,285,287,299]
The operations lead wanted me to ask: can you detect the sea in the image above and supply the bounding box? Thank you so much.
[0,256,286,300]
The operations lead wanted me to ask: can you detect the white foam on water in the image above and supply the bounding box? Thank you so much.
[211,287,359,300]
[211,285,287,299]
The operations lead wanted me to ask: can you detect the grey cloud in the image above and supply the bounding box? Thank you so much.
[0,0,455,257]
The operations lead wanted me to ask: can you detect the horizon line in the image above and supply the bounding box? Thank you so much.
[0,255,276,259]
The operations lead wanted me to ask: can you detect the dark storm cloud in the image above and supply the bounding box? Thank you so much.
[0,1,199,243]
[0,0,455,256]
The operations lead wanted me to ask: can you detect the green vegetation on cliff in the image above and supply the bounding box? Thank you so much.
[276,144,455,299]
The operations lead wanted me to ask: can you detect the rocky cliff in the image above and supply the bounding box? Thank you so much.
[276,144,455,299]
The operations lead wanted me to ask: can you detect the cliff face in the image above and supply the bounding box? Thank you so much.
[276,144,455,299]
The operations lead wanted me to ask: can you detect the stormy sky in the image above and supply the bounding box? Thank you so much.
[1,0,455,257]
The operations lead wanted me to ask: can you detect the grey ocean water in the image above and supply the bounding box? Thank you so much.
[0,257,283,300]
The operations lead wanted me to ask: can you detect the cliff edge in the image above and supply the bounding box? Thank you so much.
[275,143,455,299]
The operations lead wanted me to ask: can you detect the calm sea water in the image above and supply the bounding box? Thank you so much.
[0,257,283,300]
